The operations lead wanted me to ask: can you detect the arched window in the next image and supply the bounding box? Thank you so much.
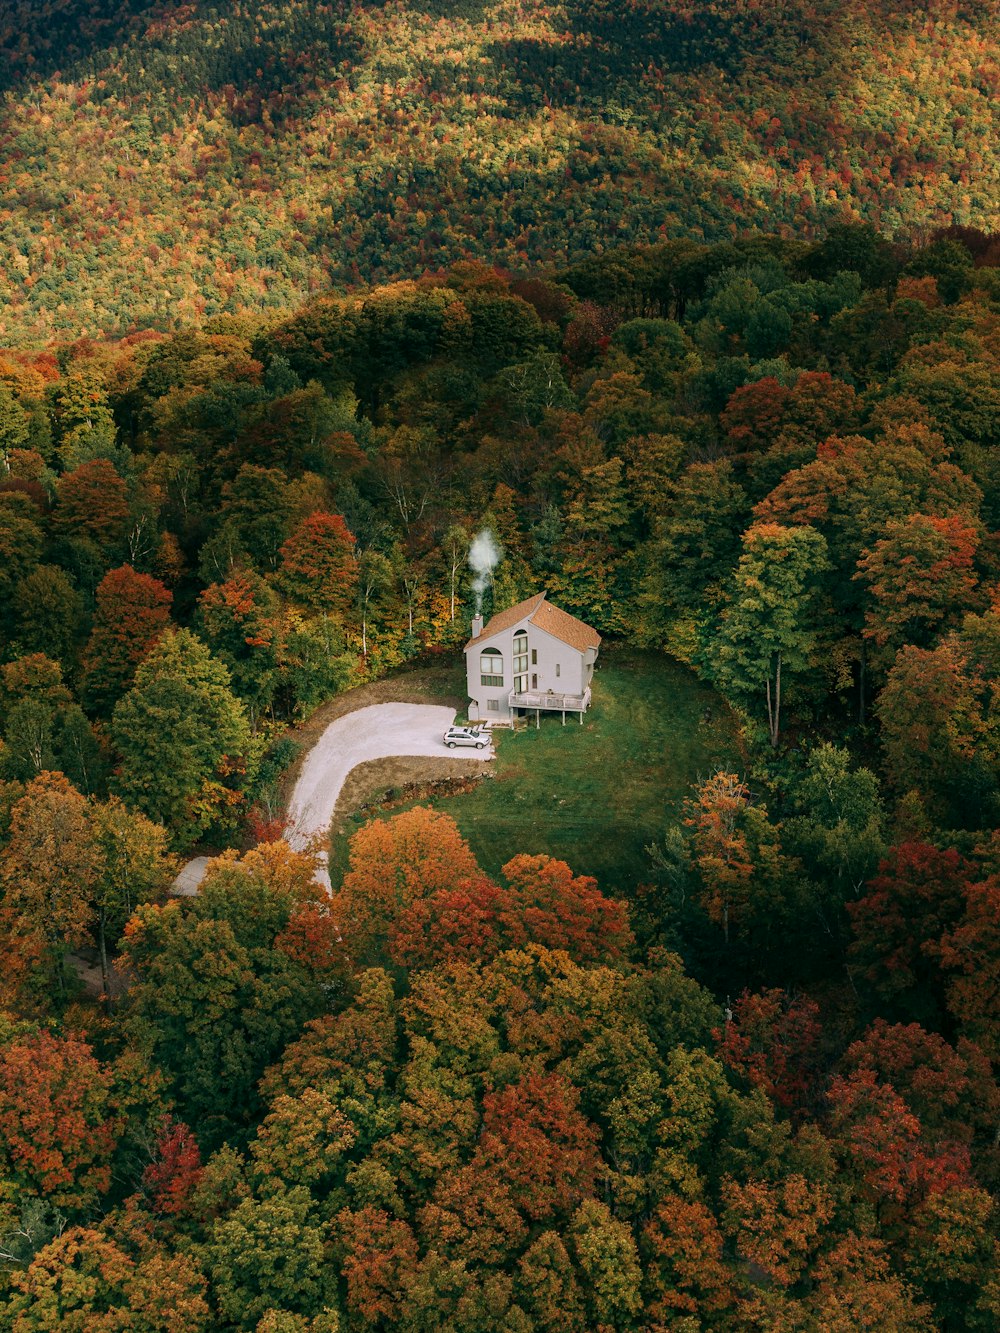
[480,649,503,687]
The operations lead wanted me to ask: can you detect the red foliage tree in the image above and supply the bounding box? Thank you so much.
[715,987,823,1116]
[277,511,357,615]
[642,1194,735,1322]
[53,459,129,550]
[720,376,791,454]
[827,1068,973,1210]
[847,842,970,1022]
[80,564,173,714]
[0,1029,122,1211]
[842,1020,999,1152]
[143,1119,204,1216]
[857,513,982,656]
[389,876,507,969]
[274,905,345,981]
[939,875,1000,1060]
[499,853,633,962]
[475,1071,601,1223]
[336,1206,420,1325]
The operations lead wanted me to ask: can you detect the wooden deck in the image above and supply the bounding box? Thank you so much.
[509,687,591,724]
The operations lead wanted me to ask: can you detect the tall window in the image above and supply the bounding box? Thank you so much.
[480,649,503,687]
[513,632,529,694]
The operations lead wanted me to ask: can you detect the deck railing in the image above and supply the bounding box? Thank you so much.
[509,687,591,713]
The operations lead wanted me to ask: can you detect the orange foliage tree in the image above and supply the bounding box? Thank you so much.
[0,1028,122,1211]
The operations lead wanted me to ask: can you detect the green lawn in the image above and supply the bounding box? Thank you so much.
[329,648,743,897]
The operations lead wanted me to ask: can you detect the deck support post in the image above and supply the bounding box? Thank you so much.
[536,708,540,730]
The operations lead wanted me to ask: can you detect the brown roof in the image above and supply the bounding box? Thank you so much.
[465,593,601,654]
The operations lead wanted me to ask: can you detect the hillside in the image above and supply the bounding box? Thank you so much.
[0,0,998,342]
[2,217,1000,1325]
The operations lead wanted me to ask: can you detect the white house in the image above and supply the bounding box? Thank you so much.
[464,592,601,724]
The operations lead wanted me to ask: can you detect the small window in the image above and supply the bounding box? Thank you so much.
[487,699,500,712]
[555,663,561,677]
[531,649,537,665]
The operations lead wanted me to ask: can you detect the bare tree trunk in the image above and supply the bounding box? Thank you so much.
[774,653,781,747]
[98,908,110,1002]
[766,653,782,748]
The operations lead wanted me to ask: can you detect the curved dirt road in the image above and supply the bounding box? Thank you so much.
[174,703,492,894]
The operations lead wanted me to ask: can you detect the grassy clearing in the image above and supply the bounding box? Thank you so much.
[329,648,743,895]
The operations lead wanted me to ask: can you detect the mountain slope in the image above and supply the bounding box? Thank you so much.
[0,0,997,343]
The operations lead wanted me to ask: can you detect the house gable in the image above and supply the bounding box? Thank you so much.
[464,593,600,721]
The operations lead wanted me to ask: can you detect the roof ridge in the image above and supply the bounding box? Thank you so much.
[464,590,600,653]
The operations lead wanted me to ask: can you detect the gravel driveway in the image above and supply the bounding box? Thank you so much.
[173,703,492,895]
[287,703,492,887]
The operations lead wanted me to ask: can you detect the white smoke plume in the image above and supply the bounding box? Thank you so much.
[468,528,501,613]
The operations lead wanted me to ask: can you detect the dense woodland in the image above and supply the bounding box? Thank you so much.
[0,221,1000,1327]
[0,0,999,342]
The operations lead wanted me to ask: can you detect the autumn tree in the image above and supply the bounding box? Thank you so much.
[277,511,357,616]
[682,771,802,964]
[111,629,249,841]
[716,988,823,1116]
[333,806,487,968]
[80,564,173,715]
[848,842,971,1026]
[0,1029,121,1212]
[52,458,130,554]
[876,641,998,823]
[711,523,830,745]
[3,1225,210,1331]
[857,513,982,662]
[940,875,1000,1061]
[498,853,633,962]
[143,1119,205,1218]
[0,773,97,1003]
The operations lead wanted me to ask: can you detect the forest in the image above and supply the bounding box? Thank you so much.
[0,0,998,343]
[0,221,999,1327]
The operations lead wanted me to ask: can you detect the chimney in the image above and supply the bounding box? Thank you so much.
[472,613,483,640]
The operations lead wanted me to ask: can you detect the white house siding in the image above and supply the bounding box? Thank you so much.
[465,616,597,721]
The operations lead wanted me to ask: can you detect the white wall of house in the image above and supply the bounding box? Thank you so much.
[466,618,595,721]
